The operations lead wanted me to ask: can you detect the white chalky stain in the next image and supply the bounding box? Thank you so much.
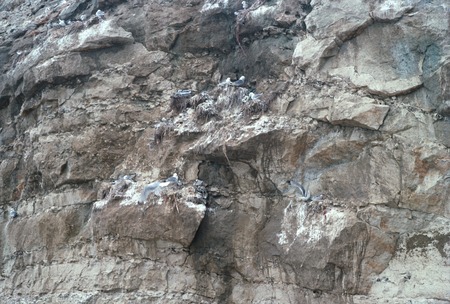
[200,0,229,13]
[277,201,348,252]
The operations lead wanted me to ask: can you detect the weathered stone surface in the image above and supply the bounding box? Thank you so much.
[39,186,97,209]
[293,35,339,70]
[305,0,372,41]
[72,20,134,52]
[398,143,450,216]
[329,96,390,130]
[329,67,423,97]
[355,218,450,303]
[0,0,448,303]
[437,100,450,117]
[439,59,450,101]
[434,119,450,147]
[370,1,414,22]
[316,145,402,207]
[22,52,91,97]
[93,200,205,247]
[357,205,436,234]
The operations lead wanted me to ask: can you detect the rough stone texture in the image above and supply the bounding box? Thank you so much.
[0,0,449,303]
[327,94,390,130]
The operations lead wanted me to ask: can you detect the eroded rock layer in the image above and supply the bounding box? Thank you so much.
[0,0,449,303]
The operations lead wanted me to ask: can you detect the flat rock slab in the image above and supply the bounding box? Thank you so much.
[304,0,371,40]
[293,35,339,70]
[22,52,91,97]
[329,67,423,97]
[92,200,206,247]
[352,73,423,97]
[329,101,390,130]
[73,20,135,52]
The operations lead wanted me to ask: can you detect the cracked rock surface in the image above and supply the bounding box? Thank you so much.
[0,0,449,303]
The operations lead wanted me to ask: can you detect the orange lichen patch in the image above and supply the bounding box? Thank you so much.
[412,148,431,183]
[24,28,45,38]
[12,181,25,201]
[287,133,309,167]
[35,11,60,27]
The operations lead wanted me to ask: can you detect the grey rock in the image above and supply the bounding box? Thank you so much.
[73,19,134,51]
[0,0,448,303]
[59,2,83,20]
[437,100,450,117]
[329,100,390,130]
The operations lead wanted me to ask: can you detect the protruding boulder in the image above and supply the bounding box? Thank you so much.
[329,98,390,130]
[293,35,339,70]
[22,52,91,97]
[92,200,206,247]
[73,19,134,51]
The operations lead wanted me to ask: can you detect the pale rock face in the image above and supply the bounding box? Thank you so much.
[292,35,339,70]
[201,0,230,13]
[0,0,448,303]
[328,94,390,130]
[73,20,134,51]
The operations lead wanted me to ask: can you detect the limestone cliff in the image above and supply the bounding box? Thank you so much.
[0,0,449,303]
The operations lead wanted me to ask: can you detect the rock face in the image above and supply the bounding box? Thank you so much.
[0,0,449,303]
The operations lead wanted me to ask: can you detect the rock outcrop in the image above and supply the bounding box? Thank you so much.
[0,0,449,303]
